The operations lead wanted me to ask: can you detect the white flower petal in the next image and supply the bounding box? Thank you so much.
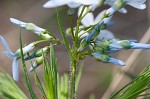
[105,7,117,16]
[78,6,94,26]
[94,10,106,24]
[12,58,19,81]
[67,2,81,8]
[76,0,97,5]
[43,0,72,8]
[94,10,112,24]
[96,30,115,41]
[10,18,26,27]
[128,3,146,9]
[118,8,127,14]
[22,43,35,54]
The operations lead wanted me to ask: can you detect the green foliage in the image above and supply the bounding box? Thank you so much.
[110,65,150,99]
[43,44,58,99]
[0,69,28,99]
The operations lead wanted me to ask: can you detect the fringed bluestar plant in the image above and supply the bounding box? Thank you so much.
[10,18,54,41]
[43,0,97,8]
[0,35,36,81]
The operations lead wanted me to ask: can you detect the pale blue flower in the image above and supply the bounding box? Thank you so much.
[0,35,35,81]
[0,35,19,81]
[92,52,125,66]
[43,0,97,8]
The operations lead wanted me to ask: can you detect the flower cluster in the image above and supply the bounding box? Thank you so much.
[0,0,148,82]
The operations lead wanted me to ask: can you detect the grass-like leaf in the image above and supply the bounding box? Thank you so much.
[44,44,58,99]
[0,69,28,99]
[27,53,46,98]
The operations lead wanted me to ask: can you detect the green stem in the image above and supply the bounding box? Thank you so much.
[68,15,75,39]
[19,32,37,99]
[56,7,77,99]
[74,5,86,48]
[56,8,70,52]
[69,56,78,99]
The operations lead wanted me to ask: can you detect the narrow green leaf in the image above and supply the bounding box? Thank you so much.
[19,32,37,99]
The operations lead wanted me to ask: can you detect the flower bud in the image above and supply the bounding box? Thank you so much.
[92,52,125,66]
[29,56,44,72]
[14,42,36,58]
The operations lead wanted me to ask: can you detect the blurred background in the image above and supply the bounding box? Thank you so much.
[0,0,150,99]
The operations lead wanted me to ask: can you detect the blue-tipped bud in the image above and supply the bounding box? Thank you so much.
[92,52,125,66]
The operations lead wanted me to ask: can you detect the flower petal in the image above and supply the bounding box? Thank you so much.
[118,8,127,14]
[95,30,115,41]
[12,58,19,81]
[76,0,97,5]
[43,0,72,8]
[94,10,112,24]
[128,3,146,9]
[10,18,26,27]
[3,51,14,59]
[67,2,81,8]
[78,6,94,27]
[0,35,14,55]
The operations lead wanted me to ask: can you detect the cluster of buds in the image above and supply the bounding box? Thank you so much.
[77,21,150,66]
[62,0,148,66]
